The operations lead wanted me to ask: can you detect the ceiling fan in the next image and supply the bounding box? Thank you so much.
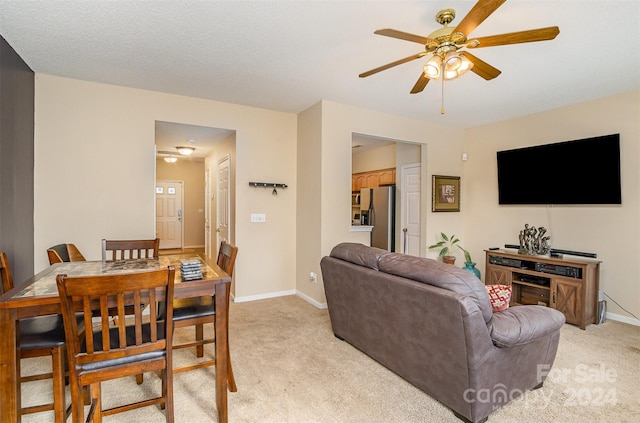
[359,0,560,95]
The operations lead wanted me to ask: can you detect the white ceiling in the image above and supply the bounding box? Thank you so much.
[1,1,638,131]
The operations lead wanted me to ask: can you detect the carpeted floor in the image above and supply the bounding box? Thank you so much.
[21,295,640,422]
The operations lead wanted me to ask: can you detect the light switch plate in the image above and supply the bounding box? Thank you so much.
[250,213,266,223]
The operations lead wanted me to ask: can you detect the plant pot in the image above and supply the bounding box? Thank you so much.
[442,256,456,265]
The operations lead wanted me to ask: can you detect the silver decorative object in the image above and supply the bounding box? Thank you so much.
[518,224,551,255]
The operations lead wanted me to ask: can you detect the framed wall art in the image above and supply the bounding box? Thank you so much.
[432,175,460,212]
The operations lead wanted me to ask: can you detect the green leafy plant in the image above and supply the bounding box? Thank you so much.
[459,246,473,264]
[428,232,473,263]
[428,233,461,258]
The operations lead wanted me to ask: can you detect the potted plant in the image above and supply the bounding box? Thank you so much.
[428,233,461,265]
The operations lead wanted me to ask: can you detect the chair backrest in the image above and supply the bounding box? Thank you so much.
[217,241,238,277]
[102,238,160,261]
[47,243,86,265]
[56,266,175,378]
[0,251,14,294]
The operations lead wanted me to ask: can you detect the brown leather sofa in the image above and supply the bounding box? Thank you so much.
[320,243,565,423]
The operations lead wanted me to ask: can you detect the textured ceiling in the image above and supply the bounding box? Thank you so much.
[1,0,638,131]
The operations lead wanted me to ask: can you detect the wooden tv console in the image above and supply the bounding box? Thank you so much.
[484,250,601,329]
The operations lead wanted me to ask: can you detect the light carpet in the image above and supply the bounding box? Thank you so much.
[21,295,640,422]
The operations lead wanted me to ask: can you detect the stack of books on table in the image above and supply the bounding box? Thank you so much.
[180,259,203,281]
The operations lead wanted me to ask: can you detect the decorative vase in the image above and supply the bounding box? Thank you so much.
[443,256,456,265]
[463,262,481,279]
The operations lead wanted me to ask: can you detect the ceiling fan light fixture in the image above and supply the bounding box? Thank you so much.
[423,55,442,79]
[176,146,195,156]
[444,51,463,71]
[443,52,474,80]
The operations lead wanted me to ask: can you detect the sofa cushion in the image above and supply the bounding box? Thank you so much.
[490,305,566,348]
[329,243,391,270]
[377,253,493,326]
[485,284,512,312]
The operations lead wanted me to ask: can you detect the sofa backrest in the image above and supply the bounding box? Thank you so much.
[330,242,493,326]
[329,242,391,270]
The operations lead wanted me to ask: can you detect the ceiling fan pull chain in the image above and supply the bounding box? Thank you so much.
[441,76,446,115]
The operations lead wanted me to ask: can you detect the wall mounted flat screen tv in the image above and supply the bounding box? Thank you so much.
[497,134,621,205]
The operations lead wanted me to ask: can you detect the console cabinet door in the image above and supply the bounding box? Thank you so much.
[551,278,583,326]
[485,264,511,285]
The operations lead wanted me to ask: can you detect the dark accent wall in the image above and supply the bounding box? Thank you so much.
[0,34,35,284]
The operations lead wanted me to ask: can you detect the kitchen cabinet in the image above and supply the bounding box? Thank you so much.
[352,168,395,192]
[378,169,395,186]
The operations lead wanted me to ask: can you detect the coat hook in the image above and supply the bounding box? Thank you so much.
[272,187,278,195]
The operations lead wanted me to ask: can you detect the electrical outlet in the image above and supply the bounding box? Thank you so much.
[309,272,317,283]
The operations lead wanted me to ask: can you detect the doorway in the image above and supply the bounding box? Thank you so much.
[352,133,424,253]
[154,121,236,255]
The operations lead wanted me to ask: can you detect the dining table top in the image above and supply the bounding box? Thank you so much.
[0,253,231,308]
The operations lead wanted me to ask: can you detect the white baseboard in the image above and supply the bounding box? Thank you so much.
[296,290,327,309]
[234,289,296,303]
[232,289,328,309]
[605,312,640,326]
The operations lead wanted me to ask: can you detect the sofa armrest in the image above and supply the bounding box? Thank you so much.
[490,305,565,348]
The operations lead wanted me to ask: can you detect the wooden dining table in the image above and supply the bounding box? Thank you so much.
[0,254,231,423]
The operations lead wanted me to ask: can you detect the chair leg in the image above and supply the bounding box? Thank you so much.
[69,379,85,423]
[195,324,204,357]
[52,346,67,423]
[163,367,175,423]
[89,382,102,423]
[136,373,144,384]
[227,348,237,392]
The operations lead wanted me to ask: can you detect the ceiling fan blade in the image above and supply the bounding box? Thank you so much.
[359,52,427,78]
[374,28,434,45]
[454,0,506,37]
[410,73,430,94]
[462,52,501,80]
[468,26,560,48]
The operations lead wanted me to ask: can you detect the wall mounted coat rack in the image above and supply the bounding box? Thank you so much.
[249,182,288,195]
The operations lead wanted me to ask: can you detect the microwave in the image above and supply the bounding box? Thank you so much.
[351,193,360,206]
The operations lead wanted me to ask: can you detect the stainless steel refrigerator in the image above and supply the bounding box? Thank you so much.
[360,186,395,251]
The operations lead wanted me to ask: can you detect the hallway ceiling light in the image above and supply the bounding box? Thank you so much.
[164,154,178,163]
[176,146,195,156]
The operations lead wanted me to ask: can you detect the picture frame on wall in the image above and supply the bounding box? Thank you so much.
[432,175,460,212]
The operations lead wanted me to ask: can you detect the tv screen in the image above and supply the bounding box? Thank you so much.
[497,134,621,205]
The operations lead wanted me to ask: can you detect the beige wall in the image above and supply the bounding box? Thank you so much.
[295,100,466,305]
[462,91,640,321]
[32,72,640,321]
[34,74,297,302]
[352,143,396,173]
[156,158,205,248]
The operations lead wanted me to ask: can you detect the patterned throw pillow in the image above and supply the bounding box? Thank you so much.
[485,284,512,312]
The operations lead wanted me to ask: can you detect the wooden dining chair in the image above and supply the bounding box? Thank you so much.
[101,238,160,345]
[56,266,176,423]
[101,238,160,261]
[0,252,68,422]
[171,241,238,390]
[47,243,86,265]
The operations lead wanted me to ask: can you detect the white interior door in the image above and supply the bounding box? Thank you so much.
[401,164,421,256]
[216,155,230,249]
[156,180,183,249]
[205,167,212,258]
